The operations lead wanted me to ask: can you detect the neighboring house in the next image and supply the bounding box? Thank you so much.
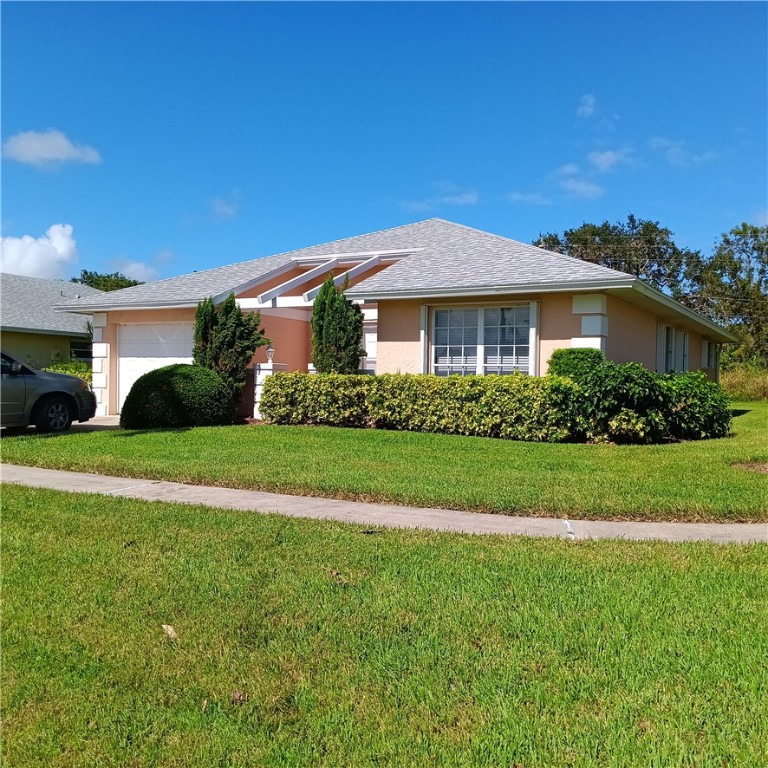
[0,273,103,367]
[57,219,736,417]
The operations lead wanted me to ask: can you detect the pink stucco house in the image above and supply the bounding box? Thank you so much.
[58,219,735,417]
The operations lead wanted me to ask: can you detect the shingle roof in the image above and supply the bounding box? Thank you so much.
[63,219,636,311]
[0,273,103,335]
[347,219,636,297]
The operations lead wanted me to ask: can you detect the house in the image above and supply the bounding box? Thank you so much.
[0,272,103,366]
[57,219,736,417]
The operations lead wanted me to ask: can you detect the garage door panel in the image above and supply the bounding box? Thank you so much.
[118,323,194,410]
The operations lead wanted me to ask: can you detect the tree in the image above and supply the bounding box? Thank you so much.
[193,297,215,370]
[537,214,700,300]
[311,273,365,373]
[193,293,269,395]
[690,224,768,366]
[70,270,143,291]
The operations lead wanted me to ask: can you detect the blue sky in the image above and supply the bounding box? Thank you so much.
[2,1,766,282]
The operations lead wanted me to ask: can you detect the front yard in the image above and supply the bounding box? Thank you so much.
[3,485,766,767]
[2,402,767,522]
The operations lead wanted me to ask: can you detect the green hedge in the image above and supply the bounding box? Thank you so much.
[261,372,579,442]
[261,368,732,444]
[43,359,93,385]
[120,364,234,429]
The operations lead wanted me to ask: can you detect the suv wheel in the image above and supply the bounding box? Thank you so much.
[35,396,74,433]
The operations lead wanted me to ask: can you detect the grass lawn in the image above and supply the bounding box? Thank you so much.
[1,401,767,522]
[3,485,766,767]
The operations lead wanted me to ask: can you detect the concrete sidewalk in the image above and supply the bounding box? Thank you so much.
[2,463,766,545]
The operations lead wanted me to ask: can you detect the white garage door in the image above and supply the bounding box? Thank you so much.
[118,323,194,411]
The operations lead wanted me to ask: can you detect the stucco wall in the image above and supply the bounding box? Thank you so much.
[376,293,713,378]
[376,300,424,373]
[255,313,311,372]
[538,294,580,374]
[605,295,658,370]
[377,294,583,376]
[1,331,78,368]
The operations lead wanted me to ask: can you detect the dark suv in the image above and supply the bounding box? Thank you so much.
[1,352,97,433]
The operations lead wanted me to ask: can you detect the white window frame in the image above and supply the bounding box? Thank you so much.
[429,302,538,376]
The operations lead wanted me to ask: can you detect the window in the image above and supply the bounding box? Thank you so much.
[660,325,689,372]
[432,304,535,376]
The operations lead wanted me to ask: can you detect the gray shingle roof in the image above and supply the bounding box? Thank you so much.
[0,273,103,335]
[347,219,636,297]
[59,219,636,310]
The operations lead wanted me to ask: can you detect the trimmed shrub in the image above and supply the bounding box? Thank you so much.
[120,364,234,429]
[262,372,581,442]
[661,371,732,440]
[260,372,372,427]
[547,347,607,382]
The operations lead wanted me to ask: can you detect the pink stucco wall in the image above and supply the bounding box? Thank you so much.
[604,295,658,370]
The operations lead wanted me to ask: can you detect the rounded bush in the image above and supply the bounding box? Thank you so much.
[120,364,234,429]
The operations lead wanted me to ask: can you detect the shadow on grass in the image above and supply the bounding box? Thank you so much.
[114,427,194,437]
[731,408,752,418]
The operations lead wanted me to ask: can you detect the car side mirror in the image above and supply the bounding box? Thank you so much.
[11,362,22,374]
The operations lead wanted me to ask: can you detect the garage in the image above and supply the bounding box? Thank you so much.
[118,323,195,411]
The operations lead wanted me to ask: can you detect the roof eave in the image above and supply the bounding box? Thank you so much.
[0,325,92,338]
[53,300,202,313]
[628,280,739,343]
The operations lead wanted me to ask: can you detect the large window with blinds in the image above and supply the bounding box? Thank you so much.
[432,304,535,376]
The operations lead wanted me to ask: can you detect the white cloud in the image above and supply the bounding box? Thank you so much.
[2,129,101,167]
[111,259,158,282]
[587,148,632,172]
[577,94,596,118]
[0,224,78,278]
[507,191,551,206]
[211,189,241,221]
[555,163,580,176]
[560,177,604,199]
[400,182,479,212]
[648,137,717,167]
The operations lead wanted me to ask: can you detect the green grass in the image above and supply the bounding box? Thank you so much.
[3,485,766,767]
[2,402,767,522]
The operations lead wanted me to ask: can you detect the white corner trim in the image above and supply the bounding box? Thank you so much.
[419,305,428,374]
[572,294,607,315]
[571,337,606,352]
[580,315,608,337]
[529,300,539,376]
[92,342,109,358]
[91,312,108,327]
